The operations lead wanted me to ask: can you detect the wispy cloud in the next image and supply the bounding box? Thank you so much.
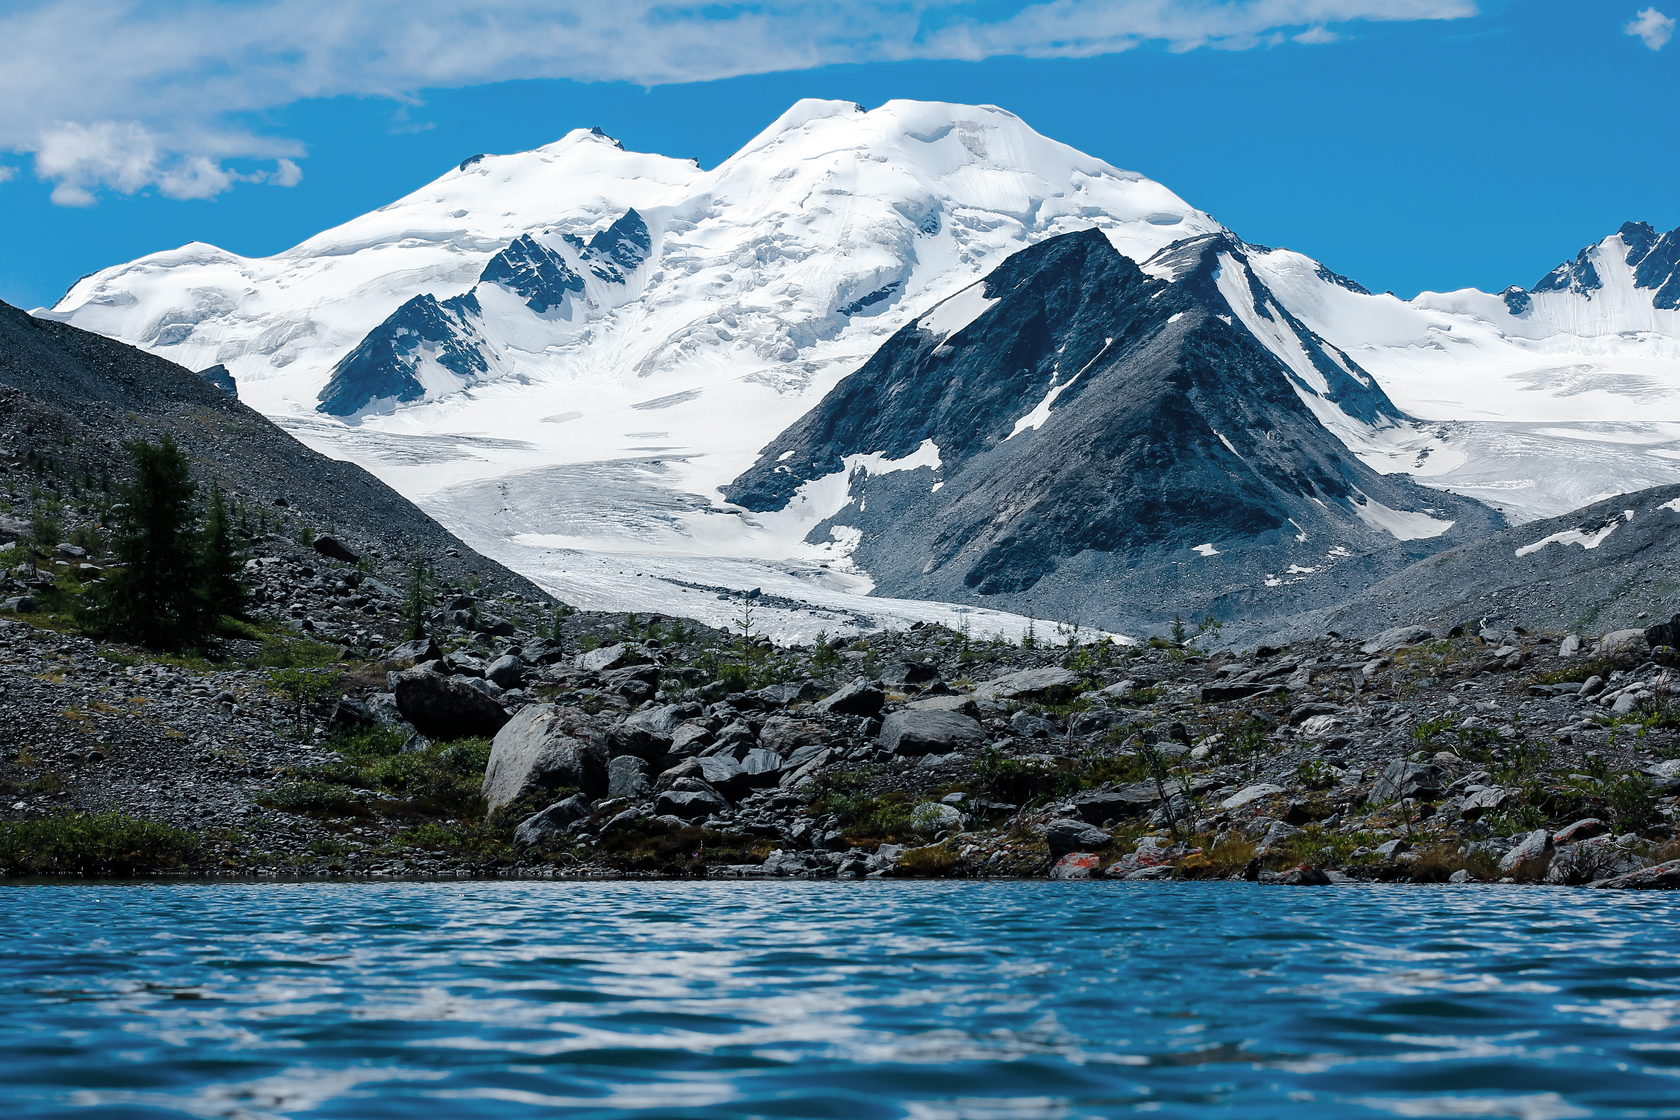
[1626,7,1675,49]
[0,0,1479,205]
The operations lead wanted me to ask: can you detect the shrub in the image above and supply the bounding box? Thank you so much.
[0,813,201,876]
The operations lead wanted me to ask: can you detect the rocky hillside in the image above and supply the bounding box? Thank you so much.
[0,299,547,601]
[1305,483,1680,639]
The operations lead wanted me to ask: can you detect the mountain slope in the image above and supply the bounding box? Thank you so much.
[723,230,1502,637]
[1308,482,1680,639]
[0,299,550,603]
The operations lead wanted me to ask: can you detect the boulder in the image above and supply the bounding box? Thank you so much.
[1103,835,1180,878]
[1591,859,1680,890]
[1497,829,1554,880]
[659,755,750,799]
[311,534,359,564]
[971,666,1082,703]
[0,595,38,614]
[1050,852,1102,880]
[386,637,441,666]
[1369,760,1446,803]
[1074,784,1165,823]
[757,716,825,755]
[606,755,651,800]
[1044,818,1112,856]
[909,801,965,836]
[1597,629,1650,659]
[1554,818,1610,845]
[607,705,684,759]
[513,794,592,849]
[1458,786,1515,819]
[576,643,652,673]
[1360,626,1435,655]
[481,704,608,811]
[1645,614,1680,652]
[393,667,510,742]
[739,748,785,784]
[815,678,886,717]
[1220,783,1287,811]
[878,709,986,756]
[485,654,529,689]
[656,787,728,820]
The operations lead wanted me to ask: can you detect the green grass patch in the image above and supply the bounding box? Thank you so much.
[0,812,201,876]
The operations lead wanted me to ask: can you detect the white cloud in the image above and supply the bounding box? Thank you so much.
[0,0,1479,205]
[0,165,15,184]
[1627,7,1675,49]
[29,120,302,205]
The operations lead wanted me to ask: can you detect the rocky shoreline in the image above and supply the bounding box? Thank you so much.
[5,511,1679,888]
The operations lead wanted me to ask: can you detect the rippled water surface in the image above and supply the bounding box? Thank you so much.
[3,882,1680,1119]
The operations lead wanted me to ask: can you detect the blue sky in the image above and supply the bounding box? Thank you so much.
[0,0,1674,310]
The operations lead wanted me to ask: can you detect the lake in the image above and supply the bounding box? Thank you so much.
[2,881,1677,1119]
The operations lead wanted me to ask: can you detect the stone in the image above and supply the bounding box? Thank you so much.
[738,748,785,783]
[481,704,608,811]
[660,755,750,799]
[386,637,441,665]
[606,755,651,800]
[1010,711,1057,738]
[1497,829,1555,880]
[1044,817,1112,856]
[1050,852,1102,879]
[1200,682,1268,703]
[311,534,359,564]
[1074,784,1167,823]
[1459,786,1514,819]
[1103,835,1179,878]
[1266,866,1332,886]
[576,643,652,673]
[1374,838,1410,859]
[656,787,728,820]
[1592,859,1680,890]
[1361,626,1435,655]
[1221,783,1287,811]
[1447,869,1474,884]
[757,716,825,755]
[607,705,684,759]
[1555,818,1610,845]
[1255,820,1302,854]
[909,801,964,836]
[0,596,37,614]
[1369,760,1446,803]
[877,709,986,755]
[484,654,528,689]
[1597,629,1650,659]
[1645,614,1680,652]
[1559,634,1583,657]
[881,660,940,689]
[513,794,591,849]
[393,667,509,742]
[1546,836,1646,885]
[815,678,886,717]
[970,666,1082,703]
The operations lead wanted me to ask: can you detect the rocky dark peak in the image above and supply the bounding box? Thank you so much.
[724,228,1497,635]
[584,209,653,282]
[1502,286,1533,316]
[317,292,487,417]
[478,234,586,313]
[1529,220,1680,306]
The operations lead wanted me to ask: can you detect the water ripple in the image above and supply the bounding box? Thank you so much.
[1,882,1677,1118]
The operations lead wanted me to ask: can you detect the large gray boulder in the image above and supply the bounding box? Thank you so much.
[393,667,509,742]
[576,643,652,673]
[1044,818,1113,857]
[513,794,592,849]
[877,709,987,755]
[1369,759,1446,803]
[971,666,1082,703]
[816,678,886,717]
[607,705,684,759]
[481,705,608,812]
[606,755,652,800]
[484,654,529,689]
[1498,829,1555,880]
[656,787,728,820]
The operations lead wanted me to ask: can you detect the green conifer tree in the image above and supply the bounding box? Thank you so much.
[85,437,210,649]
[199,482,245,622]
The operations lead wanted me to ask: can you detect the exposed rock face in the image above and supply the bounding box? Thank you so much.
[482,705,608,811]
[723,229,1498,639]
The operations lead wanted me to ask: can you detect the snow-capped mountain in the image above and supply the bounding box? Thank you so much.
[723,228,1500,636]
[1238,222,1680,521]
[37,99,1680,638]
